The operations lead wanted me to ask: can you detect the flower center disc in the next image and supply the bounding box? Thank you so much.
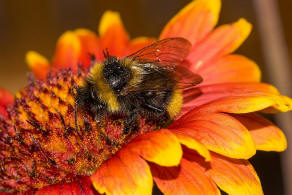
[0,69,155,192]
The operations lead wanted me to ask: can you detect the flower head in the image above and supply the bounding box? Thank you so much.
[1,0,292,194]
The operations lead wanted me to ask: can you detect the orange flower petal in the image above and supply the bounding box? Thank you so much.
[160,0,221,45]
[194,95,292,114]
[0,88,13,107]
[171,129,211,161]
[35,177,95,195]
[127,129,182,167]
[172,113,256,159]
[197,55,261,85]
[98,11,130,57]
[207,153,263,195]
[124,37,156,56]
[187,18,252,71]
[234,113,287,151]
[151,158,220,195]
[52,31,81,71]
[26,51,50,80]
[0,88,14,118]
[91,149,152,195]
[181,83,291,116]
[74,29,102,67]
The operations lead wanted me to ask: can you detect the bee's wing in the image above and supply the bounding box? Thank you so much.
[120,64,202,95]
[166,65,203,89]
[125,37,192,66]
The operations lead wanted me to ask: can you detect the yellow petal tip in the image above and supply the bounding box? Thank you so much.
[57,31,81,55]
[272,95,292,112]
[74,28,95,36]
[278,130,288,151]
[174,132,211,161]
[99,10,122,35]
[234,18,252,40]
[161,0,221,40]
[258,130,287,152]
[281,96,292,111]
[26,51,49,68]
[197,0,221,24]
[58,31,79,44]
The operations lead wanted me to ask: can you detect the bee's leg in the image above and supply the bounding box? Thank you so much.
[156,112,171,129]
[142,103,170,128]
[142,103,164,113]
[124,111,139,135]
[71,86,79,98]
[71,87,79,134]
[95,114,117,146]
[94,113,102,128]
[71,86,84,139]
[74,102,83,140]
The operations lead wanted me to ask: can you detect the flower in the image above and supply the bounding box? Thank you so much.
[1,0,291,194]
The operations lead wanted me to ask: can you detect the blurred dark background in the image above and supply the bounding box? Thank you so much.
[0,0,291,194]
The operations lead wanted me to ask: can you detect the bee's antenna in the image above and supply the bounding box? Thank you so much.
[103,48,110,59]
[89,53,96,64]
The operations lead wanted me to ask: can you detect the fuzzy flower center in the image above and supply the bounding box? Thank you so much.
[0,69,156,192]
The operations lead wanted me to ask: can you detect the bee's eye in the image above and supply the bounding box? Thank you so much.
[144,91,155,97]
[110,77,122,88]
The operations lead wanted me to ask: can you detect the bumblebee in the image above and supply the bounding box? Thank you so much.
[74,37,202,135]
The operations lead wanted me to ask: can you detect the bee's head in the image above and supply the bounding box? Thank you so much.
[103,56,131,93]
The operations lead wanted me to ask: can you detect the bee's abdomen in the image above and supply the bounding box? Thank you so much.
[166,88,183,119]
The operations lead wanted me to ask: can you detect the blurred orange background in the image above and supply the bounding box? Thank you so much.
[0,0,291,194]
